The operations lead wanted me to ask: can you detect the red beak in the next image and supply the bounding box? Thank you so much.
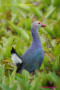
[41,24,46,27]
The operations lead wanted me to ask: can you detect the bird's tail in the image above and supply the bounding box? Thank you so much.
[11,47,23,65]
[11,47,16,54]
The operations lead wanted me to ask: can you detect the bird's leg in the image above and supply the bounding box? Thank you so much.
[32,70,36,75]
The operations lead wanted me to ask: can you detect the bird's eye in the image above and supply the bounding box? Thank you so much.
[38,22,40,24]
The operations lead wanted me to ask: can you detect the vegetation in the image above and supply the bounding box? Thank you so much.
[0,0,60,90]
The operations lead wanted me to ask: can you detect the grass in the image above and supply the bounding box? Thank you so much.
[0,0,60,90]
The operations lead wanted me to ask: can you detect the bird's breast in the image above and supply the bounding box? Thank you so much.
[22,48,44,64]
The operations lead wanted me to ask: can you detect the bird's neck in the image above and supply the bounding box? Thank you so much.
[31,27,42,48]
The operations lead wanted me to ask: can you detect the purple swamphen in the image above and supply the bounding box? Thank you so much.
[11,21,46,73]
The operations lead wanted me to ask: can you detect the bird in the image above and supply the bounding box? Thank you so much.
[11,21,46,73]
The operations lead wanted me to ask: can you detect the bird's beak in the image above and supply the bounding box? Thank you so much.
[41,23,46,27]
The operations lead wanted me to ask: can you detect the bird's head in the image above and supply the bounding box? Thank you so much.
[31,21,46,30]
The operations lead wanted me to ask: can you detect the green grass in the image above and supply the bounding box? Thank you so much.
[0,0,60,90]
